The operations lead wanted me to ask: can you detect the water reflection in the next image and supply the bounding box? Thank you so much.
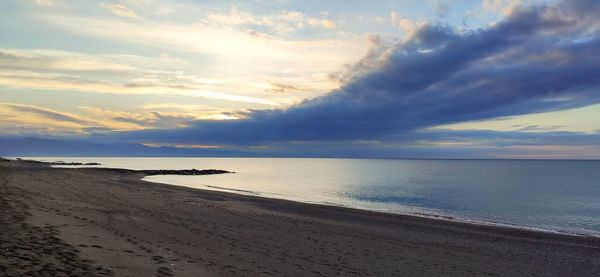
[33,157,600,236]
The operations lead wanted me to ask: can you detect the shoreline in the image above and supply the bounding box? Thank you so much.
[25,155,595,239]
[26,155,600,238]
[12,157,600,239]
[144,175,600,240]
[3,159,600,276]
[143,175,600,245]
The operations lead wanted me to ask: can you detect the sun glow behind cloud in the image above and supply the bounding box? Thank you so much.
[36,11,369,98]
[1,0,380,136]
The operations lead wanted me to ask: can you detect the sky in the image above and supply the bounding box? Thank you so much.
[1,0,599,159]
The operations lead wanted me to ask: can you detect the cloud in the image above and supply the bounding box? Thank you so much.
[115,0,600,147]
[329,35,395,85]
[110,112,190,128]
[402,129,600,159]
[0,48,134,72]
[99,3,141,19]
[0,103,106,135]
[405,129,600,147]
[0,48,281,106]
[35,0,55,7]
[481,0,523,16]
[42,10,353,58]
[434,103,600,134]
[430,0,450,18]
[514,125,565,132]
[38,12,368,101]
[1,103,94,126]
[307,18,336,29]
[0,102,238,136]
[266,83,305,94]
[79,106,231,129]
[389,11,427,33]
[201,8,336,34]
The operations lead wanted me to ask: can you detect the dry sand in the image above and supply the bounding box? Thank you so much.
[1,159,600,276]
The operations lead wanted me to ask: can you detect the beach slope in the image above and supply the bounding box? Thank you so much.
[1,159,600,276]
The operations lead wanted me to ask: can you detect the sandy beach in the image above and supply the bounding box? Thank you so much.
[2,159,600,276]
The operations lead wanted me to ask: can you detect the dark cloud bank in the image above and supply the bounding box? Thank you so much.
[106,0,600,157]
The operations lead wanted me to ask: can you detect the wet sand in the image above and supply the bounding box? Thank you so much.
[1,159,600,276]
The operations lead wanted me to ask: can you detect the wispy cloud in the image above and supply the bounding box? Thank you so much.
[0,48,282,106]
[35,0,56,7]
[481,0,524,16]
[80,106,197,128]
[0,48,134,72]
[99,3,142,19]
[37,11,367,93]
[27,11,368,106]
[389,11,427,33]
[0,102,241,135]
[435,104,600,134]
[201,7,337,34]
[306,18,336,29]
[0,103,103,135]
[1,103,95,126]
[40,14,364,62]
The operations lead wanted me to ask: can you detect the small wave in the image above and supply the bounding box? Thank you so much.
[348,194,436,207]
[205,185,259,195]
[413,213,600,238]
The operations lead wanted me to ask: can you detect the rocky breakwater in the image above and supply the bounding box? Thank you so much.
[138,169,233,176]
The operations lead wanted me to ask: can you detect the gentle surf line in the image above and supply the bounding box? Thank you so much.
[143,175,600,239]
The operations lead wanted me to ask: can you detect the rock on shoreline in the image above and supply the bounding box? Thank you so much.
[5,158,233,175]
[92,167,233,176]
[14,158,101,166]
[137,169,233,176]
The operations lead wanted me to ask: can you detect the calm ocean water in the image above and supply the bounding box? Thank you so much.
[29,157,600,236]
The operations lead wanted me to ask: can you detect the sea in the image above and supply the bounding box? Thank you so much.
[26,157,600,236]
